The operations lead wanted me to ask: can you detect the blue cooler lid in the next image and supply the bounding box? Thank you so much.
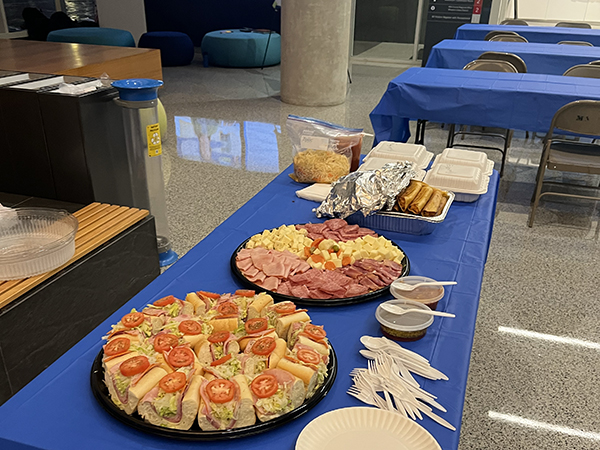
[111,79,164,101]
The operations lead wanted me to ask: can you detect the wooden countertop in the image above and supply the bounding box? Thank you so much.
[0,39,162,80]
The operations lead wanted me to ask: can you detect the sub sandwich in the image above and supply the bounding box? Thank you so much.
[241,336,287,378]
[104,353,167,414]
[250,368,305,422]
[198,375,256,430]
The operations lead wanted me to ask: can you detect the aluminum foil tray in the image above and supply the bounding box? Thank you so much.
[346,191,455,235]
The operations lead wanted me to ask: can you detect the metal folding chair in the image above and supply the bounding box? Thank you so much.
[484,30,519,41]
[558,40,593,46]
[555,21,592,29]
[446,60,518,177]
[501,19,528,26]
[563,64,600,78]
[477,51,527,73]
[528,100,600,227]
[489,34,529,43]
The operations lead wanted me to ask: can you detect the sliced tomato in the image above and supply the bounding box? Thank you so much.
[206,379,235,404]
[198,290,221,299]
[297,348,321,365]
[245,317,268,334]
[273,302,296,315]
[304,324,327,341]
[210,353,232,366]
[121,312,144,328]
[154,295,176,307]
[217,301,238,316]
[235,289,255,297]
[154,333,179,353]
[168,347,195,368]
[178,320,203,335]
[207,330,230,343]
[252,337,276,356]
[251,374,278,398]
[104,337,130,357]
[120,355,150,377]
[159,372,187,393]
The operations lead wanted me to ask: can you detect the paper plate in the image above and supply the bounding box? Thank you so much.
[296,407,441,450]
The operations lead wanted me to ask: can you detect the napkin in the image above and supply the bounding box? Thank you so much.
[295,183,332,203]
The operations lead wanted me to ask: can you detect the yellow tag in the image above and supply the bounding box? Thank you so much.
[146,123,162,157]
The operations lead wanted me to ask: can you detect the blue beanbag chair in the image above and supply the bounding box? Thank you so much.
[201,29,281,68]
[47,27,135,47]
[138,31,195,67]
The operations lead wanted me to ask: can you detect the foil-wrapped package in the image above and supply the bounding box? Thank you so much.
[315,162,416,219]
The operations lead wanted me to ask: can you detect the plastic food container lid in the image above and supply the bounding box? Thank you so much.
[0,208,78,280]
[390,276,445,303]
[376,299,434,332]
[424,163,489,194]
[365,142,433,170]
[357,158,426,180]
[433,148,494,176]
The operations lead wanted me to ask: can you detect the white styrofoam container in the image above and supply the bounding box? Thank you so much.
[364,142,433,169]
[357,158,426,181]
[424,164,489,202]
[432,148,494,176]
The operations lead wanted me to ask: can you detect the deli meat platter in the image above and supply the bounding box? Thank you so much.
[231,219,410,306]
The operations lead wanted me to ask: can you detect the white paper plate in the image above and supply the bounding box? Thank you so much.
[296,407,441,450]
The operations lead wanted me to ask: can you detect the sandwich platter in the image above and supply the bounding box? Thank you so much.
[90,290,337,440]
[231,219,410,306]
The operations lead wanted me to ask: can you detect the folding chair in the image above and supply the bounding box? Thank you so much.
[501,19,528,26]
[528,100,600,227]
[563,64,600,78]
[484,30,519,41]
[555,22,592,29]
[489,34,529,43]
[558,41,593,47]
[446,60,518,177]
[477,51,527,73]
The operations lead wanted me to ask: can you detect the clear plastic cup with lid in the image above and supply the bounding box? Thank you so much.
[376,299,434,342]
[389,276,445,310]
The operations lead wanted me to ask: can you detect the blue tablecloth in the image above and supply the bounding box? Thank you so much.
[0,165,499,450]
[371,67,600,144]
[427,39,600,75]
[456,23,600,45]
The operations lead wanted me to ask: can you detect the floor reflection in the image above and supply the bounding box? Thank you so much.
[175,116,280,173]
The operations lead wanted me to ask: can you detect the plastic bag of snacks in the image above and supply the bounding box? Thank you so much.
[286,115,364,183]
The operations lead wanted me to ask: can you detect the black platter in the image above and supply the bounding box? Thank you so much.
[91,345,337,440]
[231,235,410,307]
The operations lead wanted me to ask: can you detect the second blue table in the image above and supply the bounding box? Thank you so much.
[455,23,600,46]
[427,39,600,75]
[370,67,600,144]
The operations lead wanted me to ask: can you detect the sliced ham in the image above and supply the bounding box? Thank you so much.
[243,266,260,278]
[263,260,286,278]
[251,252,274,271]
[261,276,280,291]
[236,257,254,272]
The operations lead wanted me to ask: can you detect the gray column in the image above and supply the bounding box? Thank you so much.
[281,0,352,106]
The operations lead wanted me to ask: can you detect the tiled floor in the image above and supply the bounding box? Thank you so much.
[158,58,600,449]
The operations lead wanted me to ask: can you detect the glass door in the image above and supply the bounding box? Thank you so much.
[352,0,427,65]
